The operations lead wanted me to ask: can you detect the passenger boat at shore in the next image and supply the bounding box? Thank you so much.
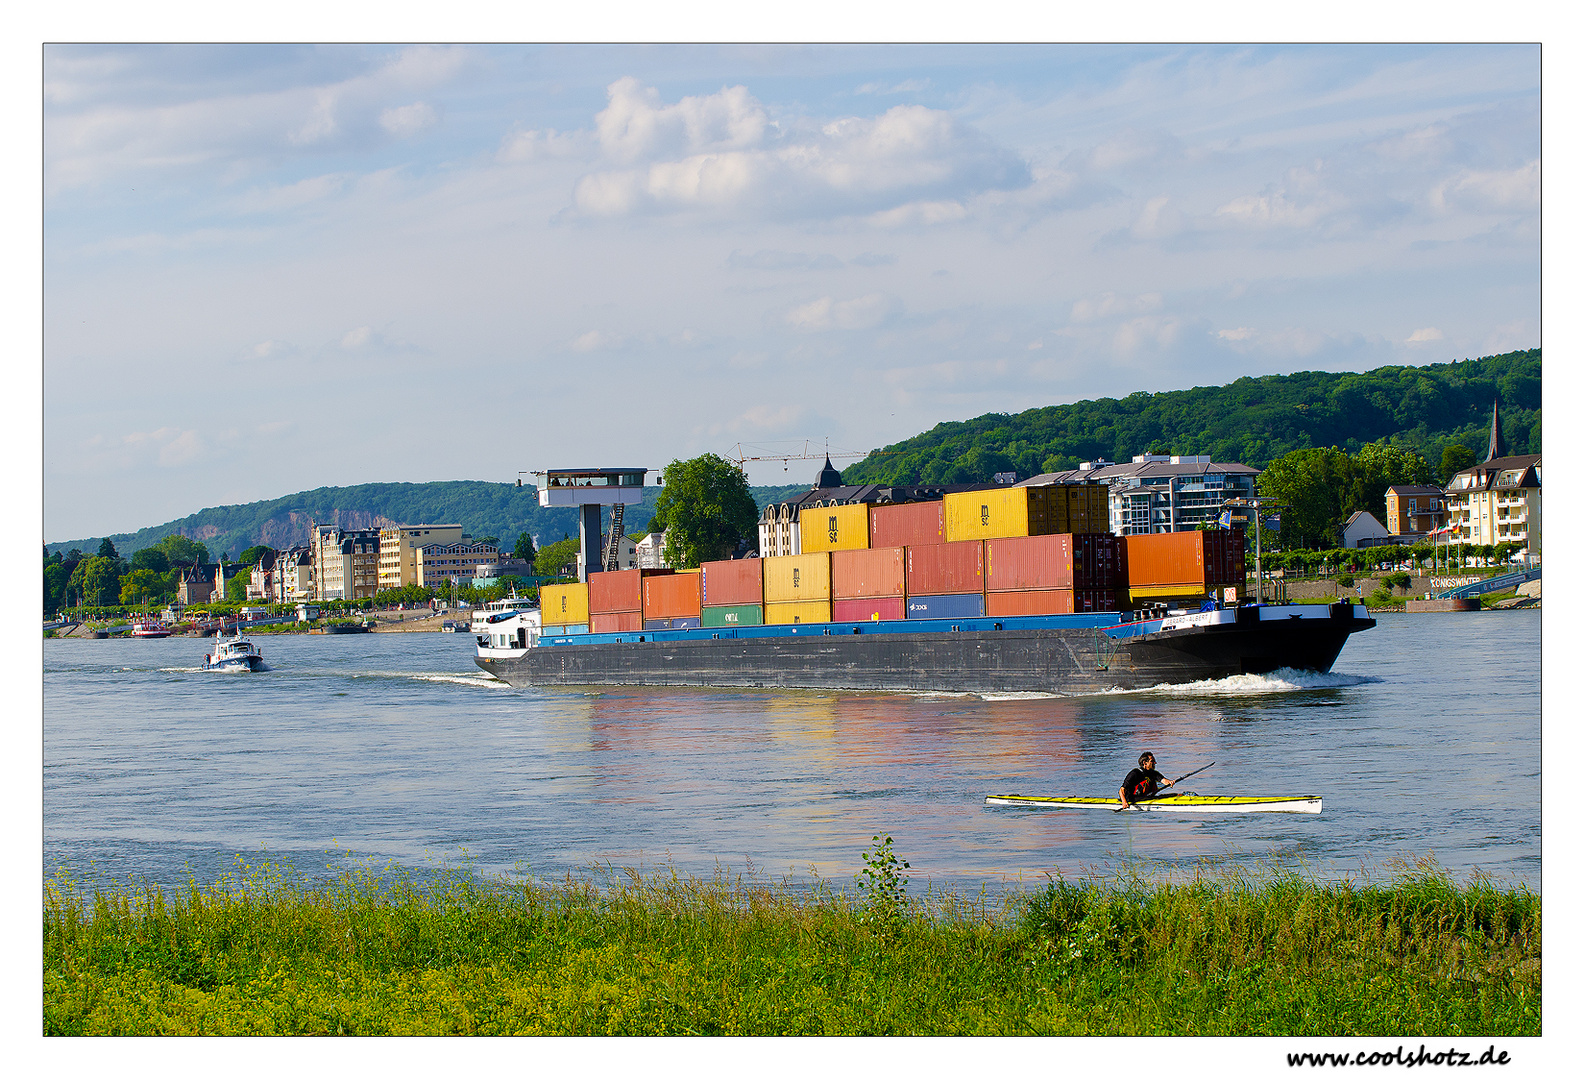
[202,632,265,672]
[984,792,1322,813]
[470,591,539,641]
[130,620,171,638]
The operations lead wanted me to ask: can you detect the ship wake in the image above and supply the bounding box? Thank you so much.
[1128,668,1382,695]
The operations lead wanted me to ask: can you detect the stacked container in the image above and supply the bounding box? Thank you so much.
[798,503,870,553]
[942,484,1108,543]
[588,567,673,633]
[904,541,986,619]
[831,546,906,622]
[700,558,765,627]
[763,552,832,624]
[868,500,946,549]
[983,533,1122,615]
[643,570,702,629]
[539,582,590,634]
[1123,529,1245,603]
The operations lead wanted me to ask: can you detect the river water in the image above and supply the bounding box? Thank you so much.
[43,612,1540,896]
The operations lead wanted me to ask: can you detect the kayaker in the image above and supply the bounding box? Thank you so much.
[1118,751,1173,809]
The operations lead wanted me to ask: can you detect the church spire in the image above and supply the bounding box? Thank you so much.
[815,454,843,489]
[1484,397,1504,462]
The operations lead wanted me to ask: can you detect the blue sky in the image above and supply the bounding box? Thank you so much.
[43,43,1540,541]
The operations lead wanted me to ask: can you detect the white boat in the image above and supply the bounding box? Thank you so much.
[476,606,542,654]
[470,591,539,638]
[130,619,171,638]
[984,792,1322,814]
[202,632,266,672]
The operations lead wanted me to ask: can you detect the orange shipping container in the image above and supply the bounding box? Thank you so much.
[1123,530,1244,591]
[700,559,763,607]
[798,503,871,553]
[985,533,1123,592]
[985,589,1119,617]
[590,611,643,633]
[905,541,985,596]
[589,568,673,614]
[643,572,702,619]
[831,547,906,600]
[868,501,946,549]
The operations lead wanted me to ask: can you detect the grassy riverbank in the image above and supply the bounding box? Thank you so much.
[43,852,1538,1036]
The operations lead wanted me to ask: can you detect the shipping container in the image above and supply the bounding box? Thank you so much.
[943,484,1109,542]
[798,503,871,553]
[832,596,906,622]
[984,589,1119,617]
[905,592,985,619]
[643,572,702,619]
[589,611,643,633]
[542,624,589,636]
[831,547,906,599]
[868,500,946,549]
[644,617,701,630]
[1123,529,1245,592]
[539,583,590,626]
[764,600,832,625]
[984,533,1123,592]
[762,552,832,603]
[589,567,673,614]
[699,559,763,607]
[905,541,985,596]
[701,603,764,628]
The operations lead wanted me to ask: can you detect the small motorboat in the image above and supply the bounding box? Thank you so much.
[202,632,266,672]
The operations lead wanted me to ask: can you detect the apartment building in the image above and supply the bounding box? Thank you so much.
[1034,455,1259,535]
[1444,454,1542,557]
[1384,485,1447,537]
[312,525,381,601]
[417,541,502,587]
[378,524,465,590]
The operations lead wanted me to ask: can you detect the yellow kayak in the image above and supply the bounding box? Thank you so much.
[984,792,1322,814]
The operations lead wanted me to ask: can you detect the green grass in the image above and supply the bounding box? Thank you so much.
[43,853,1539,1036]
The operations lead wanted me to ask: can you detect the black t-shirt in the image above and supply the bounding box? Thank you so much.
[1122,767,1166,801]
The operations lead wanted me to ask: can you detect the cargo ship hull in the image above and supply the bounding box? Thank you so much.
[475,603,1374,695]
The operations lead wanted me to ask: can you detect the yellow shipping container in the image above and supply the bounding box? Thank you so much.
[764,600,831,625]
[762,552,832,603]
[944,485,1109,542]
[798,503,871,553]
[539,583,589,625]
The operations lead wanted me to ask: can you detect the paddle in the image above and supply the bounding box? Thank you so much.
[1115,761,1215,811]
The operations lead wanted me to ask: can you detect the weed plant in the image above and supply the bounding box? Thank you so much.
[43,853,1538,1036]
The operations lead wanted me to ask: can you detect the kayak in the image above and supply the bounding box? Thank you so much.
[984,792,1322,814]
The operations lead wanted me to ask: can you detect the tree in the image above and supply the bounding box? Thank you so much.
[1257,447,1351,549]
[130,547,171,575]
[119,568,170,606]
[534,538,580,577]
[68,555,121,607]
[1351,441,1432,521]
[238,545,273,568]
[651,453,759,568]
[514,531,536,562]
[97,538,119,559]
[44,562,69,616]
[158,534,210,566]
[225,571,248,603]
[1440,443,1476,484]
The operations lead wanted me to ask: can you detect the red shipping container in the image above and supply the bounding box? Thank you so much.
[644,572,702,618]
[985,533,1122,592]
[700,559,763,606]
[905,541,985,596]
[590,568,673,614]
[832,597,906,622]
[985,589,1120,617]
[869,501,945,549]
[831,547,906,600]
[590,611,643,633]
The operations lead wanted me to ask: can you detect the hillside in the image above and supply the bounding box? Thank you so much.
[842,350,1540,486]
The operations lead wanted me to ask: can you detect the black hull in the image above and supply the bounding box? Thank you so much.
[475,611,1373,695]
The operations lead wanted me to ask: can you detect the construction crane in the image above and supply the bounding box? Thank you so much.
[725,441,889,473]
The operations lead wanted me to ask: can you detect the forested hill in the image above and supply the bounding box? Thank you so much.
[842,350,1540,486]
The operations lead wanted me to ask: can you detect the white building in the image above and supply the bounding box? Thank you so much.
[576,533,639,578]
[634,532,668,569]
[1444,455,1541,558]
[1031,455,1260,535]
[1340,510,1392,549]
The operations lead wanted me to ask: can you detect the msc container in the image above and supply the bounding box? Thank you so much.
[700,559,763,607]
[644,616,702,630]
[943,484,1109,542]
[868,500,946,549]
[832,597,906,622]
[762,552,832,604]
[905,541,985,596]
[798,503,871,553]
[764,600,831,625]
[1124,529,1245,596]
[539,583,590,626]
[701,603,764,628]
[905,592,985,620]
[831,547,906,600]
[984,589,1119,617]
[589,568,673,614]
[542,623,589,636]
[984,533,1123,592]
[589,611,643,634]
[643,572,702,619]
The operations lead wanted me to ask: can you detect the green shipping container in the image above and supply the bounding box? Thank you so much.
[702,604,764,628]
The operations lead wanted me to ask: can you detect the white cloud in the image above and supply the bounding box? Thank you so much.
[234,172,349,213]
[1131,195,1181,239]
[1213,325,1330,357]
[1112,316,1183,357]
[786,294,897,331]
[341,326,372,349]
[495,126,584,163]
[379,102,437,138]
[570,330,619,352]
[1070,292,1163,323]
[856,78,931,95]
[117,426,206,468]
[1406,327,1443,343]
[866,200,967,228]
[594,76,767,164]
[1430,160,1539,213]
[1217,327,1256,341]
